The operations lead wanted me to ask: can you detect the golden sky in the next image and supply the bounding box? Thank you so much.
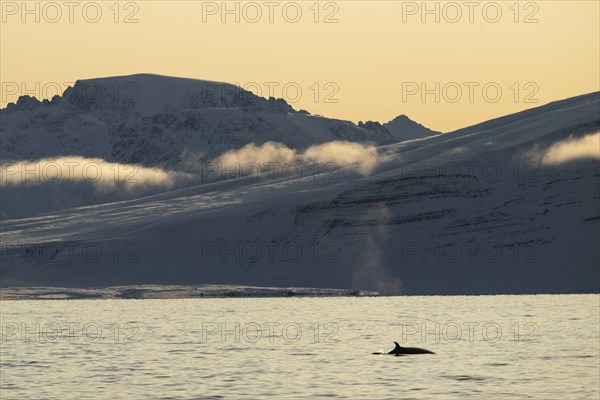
[1,0,599,132]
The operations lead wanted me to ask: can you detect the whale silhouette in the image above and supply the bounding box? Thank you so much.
[388,342,434,355]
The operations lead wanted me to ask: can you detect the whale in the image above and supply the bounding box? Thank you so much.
[388,342,434,355]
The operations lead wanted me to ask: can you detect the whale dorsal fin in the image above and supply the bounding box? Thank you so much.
[388,342,403,354]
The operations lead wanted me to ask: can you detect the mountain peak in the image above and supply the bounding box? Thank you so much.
[2,73,299,116]
[69,73,266,115]
[388,114,411,122]
[383,114,440,140]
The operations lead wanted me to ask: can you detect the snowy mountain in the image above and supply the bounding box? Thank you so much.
[0,75,598,295]
[383,114,440,139]
[358,115,440,141]
[0,74,402,218]
[0,74,395,168]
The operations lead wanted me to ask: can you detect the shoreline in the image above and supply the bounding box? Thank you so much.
[0,284,379,300]
[1,285,597,300]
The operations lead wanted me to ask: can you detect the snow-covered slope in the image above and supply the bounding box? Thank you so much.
[1,84,598,295]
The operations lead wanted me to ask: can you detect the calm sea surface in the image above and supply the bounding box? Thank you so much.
[1,295,598,399]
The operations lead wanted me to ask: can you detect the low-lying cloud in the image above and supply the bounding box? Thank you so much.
[0,156,187,191]
[214,141,381,176]
[542,132,600,165]
[214,142,297,169]
[1,141,381,193]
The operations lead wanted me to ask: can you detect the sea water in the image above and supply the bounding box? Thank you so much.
[1,295,598,399]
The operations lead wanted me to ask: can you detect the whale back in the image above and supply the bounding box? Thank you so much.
[388,342,434,355]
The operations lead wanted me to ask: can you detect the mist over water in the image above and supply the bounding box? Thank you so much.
[1,295,598,399]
